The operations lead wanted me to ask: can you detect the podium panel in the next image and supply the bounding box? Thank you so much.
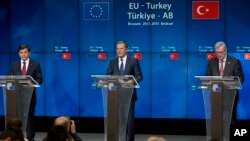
[0,75,39,135]
[195,76,241,141]
[92,75,139,141]
[3,84,34,132]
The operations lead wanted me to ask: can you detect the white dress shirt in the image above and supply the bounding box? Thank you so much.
[119,55,127,70]
[21,58,30,72]
[219,55,227,70]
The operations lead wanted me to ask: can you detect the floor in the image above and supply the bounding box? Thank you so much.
[34,132,206,141]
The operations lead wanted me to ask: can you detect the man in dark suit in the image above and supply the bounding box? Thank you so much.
[9,44,43,141]
[206,41,244,123]
[106,41,142,141]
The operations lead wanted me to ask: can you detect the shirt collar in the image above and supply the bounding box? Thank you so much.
[21,58,30,63]
[223,55,227,62]
[120,55,127,61]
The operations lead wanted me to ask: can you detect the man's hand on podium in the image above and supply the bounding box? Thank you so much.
[125,80,134,87]
[27,80,33,86]
[127,80,134,85]
[98,80,107,88]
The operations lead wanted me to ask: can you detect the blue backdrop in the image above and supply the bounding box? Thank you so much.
[0,0,249,119]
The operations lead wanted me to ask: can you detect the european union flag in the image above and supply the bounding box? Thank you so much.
[84,2,109,20]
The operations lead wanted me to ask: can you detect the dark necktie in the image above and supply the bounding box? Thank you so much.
[120,58,124,75]
[22,61,26,76]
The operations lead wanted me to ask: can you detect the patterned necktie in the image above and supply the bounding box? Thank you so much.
[22,61,26,75]
[219,60,224,76]
[120,58,124,75]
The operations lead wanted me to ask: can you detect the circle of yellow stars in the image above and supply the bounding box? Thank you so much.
[90,5,103,19]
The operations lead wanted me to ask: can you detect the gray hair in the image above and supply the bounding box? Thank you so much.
[214,41,227,51]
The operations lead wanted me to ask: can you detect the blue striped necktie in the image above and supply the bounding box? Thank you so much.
[120,58,124,75]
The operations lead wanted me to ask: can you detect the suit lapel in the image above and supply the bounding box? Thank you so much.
[223,56,231,76]
[114,58,120,75]
[17,61,22,75]
[123,57,130,75]
[26,61,33,75]
[214,59,220,76]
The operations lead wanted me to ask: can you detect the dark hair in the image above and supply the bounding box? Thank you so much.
[6,117,24,141]
[7,117,23,130]
[18,44,30,52]
[0,129,19,140]
[116,41,128,48]
[47,125,69,141]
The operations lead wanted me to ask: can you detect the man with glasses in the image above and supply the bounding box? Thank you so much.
[206,41,244,123]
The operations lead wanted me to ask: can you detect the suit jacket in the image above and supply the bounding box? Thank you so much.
[9,60,43,85]
[206,55,244,83]
[106,56,143,100]
[106,56,142,83]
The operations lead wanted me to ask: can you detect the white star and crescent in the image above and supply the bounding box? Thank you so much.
[196,5,209,15]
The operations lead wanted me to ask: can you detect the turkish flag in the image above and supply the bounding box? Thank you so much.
[192,1,219,19]
[169,53,179,60]
[97,53,106,60]
[206,53,216,60]
[244,53,250,60]
[133,53,142,60]
[62,53,71,60]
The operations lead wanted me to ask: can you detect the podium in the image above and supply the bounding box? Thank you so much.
[195,76,241,141]
[0,75,40,133]
[91,75,139,141]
